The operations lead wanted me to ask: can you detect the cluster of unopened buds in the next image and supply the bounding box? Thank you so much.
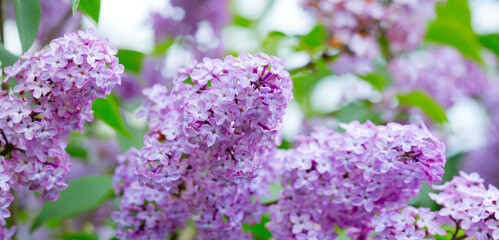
[0,28,122,236]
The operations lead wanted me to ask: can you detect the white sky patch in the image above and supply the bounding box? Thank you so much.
[91,0,156,53]
[311,74,379,113]
[222,26,260,53]
[446,98,489,155]
[282,101,304,141]
[234,0,269,19]
[259,0,316,35]
[470,0,499,34]
[4,19,22,55]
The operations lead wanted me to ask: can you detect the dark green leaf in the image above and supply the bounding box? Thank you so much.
[31,175,113,231]
[92,95,130,137]
[300,25,327,49]
[78,0,101,23]
[60,232,99,240]
[14,0,41,52]
[71,0,81,14]
[397,91,448,124]
[242,215,272,240]
[0,43,19,67]
[479,34,499,57]
[115,50,145,74]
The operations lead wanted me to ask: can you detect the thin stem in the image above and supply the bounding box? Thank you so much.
[0,0,4,44]
[450,218,467,240]
[262,199,277,206]
[36,8,72,50]
[169,231,178,240]
[0,129,8,143]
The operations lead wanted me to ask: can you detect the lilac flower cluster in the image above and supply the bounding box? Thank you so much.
[372,206,446,239]
[0,28,122,234]
[303,0,439,74]
[389,47,489,108]
[152,0,230,58]
[266,121,446,239]
[112,52,293,239]
[373,171,499,239]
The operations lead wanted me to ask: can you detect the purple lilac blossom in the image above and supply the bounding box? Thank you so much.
[266,121,446,239]
[152,0,230,59]
[303,0,439,74]
[389,47,490,108]
[112,52,293,239]
[0,28,122,236]
[373,171,499,239]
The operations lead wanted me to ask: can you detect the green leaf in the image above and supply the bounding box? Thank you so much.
[66,142,88,160]
[290,59,332,115]
[60,232,99,240]
[233,15,253,28]
[0,43,19,67]
[115,117,146,151]
[92,95,130,137]
[260,183,283,204]
[334,102,381,124]
[71,0,81,14]
[115,50,145,74]
[152,39,175,55]
[261,31,287,56]
[435,0,471,28]
[358,73,389,91]
[277,139,292,150]
[31,175,113,231]
[14,0,41,52]
[426,17,482,63]
[78,0,101,23]
[300,25,327,50]
[397,91,448,124]
[479,34,499,57]
[426,0,482,63]
[242,215,272,240]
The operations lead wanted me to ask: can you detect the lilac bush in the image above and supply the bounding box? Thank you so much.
[0,28,122,235]
[3,0,499,239]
